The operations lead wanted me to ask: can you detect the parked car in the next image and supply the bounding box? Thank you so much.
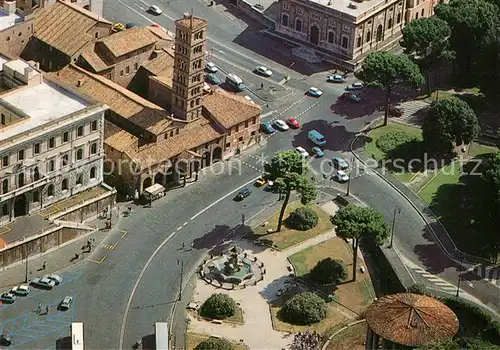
[261,121,276,134]
[206,73,221,85]
[287,117,301,129]
[236,188,252,200]
[341,92,361,102]
[125,22,137,29]
[44,274,63,285]
[31,277,56,289]
[0,334,12,346]
[326,74,345,83]
[334,170,350,182]
[59,296,74,311]
[295,146,310,158]
[11,285,30,296]
[332,157,349,170]
[205,61,218,73]
[148,5,162,15]
[255,177,267,187]
[345,82,364,91]
[254,66,273,77]
[274,119,289,131]
[312,146,324,158]
[0,292,16,304]
[307,87,323,97]
[111,23,125,32]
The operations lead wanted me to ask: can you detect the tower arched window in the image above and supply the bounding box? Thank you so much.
[47,184,54,197]
[295,19,302,32]
[282,14,288,26]
[2,179,8,194]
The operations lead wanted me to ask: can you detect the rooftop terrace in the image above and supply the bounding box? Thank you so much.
[306,0,389,20]
[0,8,23,31]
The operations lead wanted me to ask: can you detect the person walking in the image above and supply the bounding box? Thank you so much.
[37,303,42,314]
[45,305,50,314]
[42,261,47,270]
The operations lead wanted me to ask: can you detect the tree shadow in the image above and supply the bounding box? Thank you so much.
[258,275,298,304]
[291,120,358,153]
[413,227,457,274]
[193,224,252,252]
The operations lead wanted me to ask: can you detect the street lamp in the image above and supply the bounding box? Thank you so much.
[177,259,184,302]
[346,157,355,196]
[24,243,29,283]
[389,207,401,248]
[456,273,462,298]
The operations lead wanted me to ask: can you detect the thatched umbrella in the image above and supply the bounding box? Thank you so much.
[365,293,459,347]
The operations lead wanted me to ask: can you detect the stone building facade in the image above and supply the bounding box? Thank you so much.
[0,57,107,226]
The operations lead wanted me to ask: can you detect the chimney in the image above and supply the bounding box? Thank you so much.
[3,0,16,15]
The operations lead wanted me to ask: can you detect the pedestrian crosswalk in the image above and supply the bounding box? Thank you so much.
[411,268,458,292]
[395,100,430,118]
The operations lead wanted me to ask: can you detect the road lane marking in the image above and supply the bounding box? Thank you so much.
[88,256,107,264]
[177,226,182,231]
[190,175,262,221]
[183,222,188,226]
[112,242,119,250]
[120,230,128,238]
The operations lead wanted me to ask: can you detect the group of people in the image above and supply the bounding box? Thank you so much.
[36,303,51,315]
[292,330,321,350]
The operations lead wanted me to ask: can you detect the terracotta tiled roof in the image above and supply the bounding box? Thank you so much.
[203,88,261,129]
[49,64,175,135]
[80,47,109,72]
[148,26,173,41]
[365,293,459,347]
[175,15,207,29]
[33,0,112,57]
[104,121,138,152]
[101,27,158,58]
[141,49,174,76]
[121,117,222,167]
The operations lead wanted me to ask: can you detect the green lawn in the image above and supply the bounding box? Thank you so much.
[186,333,248,350]
[418,162,462,204]
[247,201,333,250]
[469,142,499,157]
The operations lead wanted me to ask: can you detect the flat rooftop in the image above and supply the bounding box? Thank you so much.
[0,8,23,31]
[308,0,387,19]
[0,55,8,71]
[1,82,90,140]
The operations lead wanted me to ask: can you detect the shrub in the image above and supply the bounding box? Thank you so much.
[200,293,236,320]
[279,292,327,325]
[195,337,233,350]
[310,258,347,285]
[407,284,428,295]
[375,131,419,154]
[285,207,319,231]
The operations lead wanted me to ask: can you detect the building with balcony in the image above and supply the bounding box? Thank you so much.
[275,0,438,70]
[0,55,107,226]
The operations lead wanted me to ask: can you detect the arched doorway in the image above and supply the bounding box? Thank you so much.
[14,194,27,217]
[376,25,383,42]
[202,151,211,168]
[154,172,164,185]
[165,167,174,184]
[213,147,222,163]
[18,172,25,187]
[310,25,319,45]
[143,177,152,190]
[33,167,40,181]
[190,160,200,176]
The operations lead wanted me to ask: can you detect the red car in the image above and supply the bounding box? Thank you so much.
[287,117,301,129]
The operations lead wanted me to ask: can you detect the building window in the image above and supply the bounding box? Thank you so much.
[366,31,371,42]
[328,31,334,43]
[2,203,8,216]
[18,172,25,187]
[134,62,139,70]
[76,148,84,160]
[342,36,349,49]
[2,179,8,194]
[357,36,362,47]
[1,113,5,124]
[2,155,7,167]
[176,129,179,135]
[421,8,424,16]
[282,14,288,26]
[225,143,231,148]
[95,32,98,39]
[47,184,54,197]
[62,154,69,166]
[388,18,393,29]
[397,13,401,24]
[49,137,55,148]
[120,70,124,76]
[416,12,419,19]
[77,125,84,137]
[126,66,130,74]
[295,19,302,32]
[238,136,244,142]
[34,143,40,155]
[63,131,69,142]
[33,190,39,202]
[33,167,40,181]
[91,120,98,131]
[76,174,83,185]
[18,149,24,161]
[48,159,55,172]
[90,167,96,179]
[251,131,256,136]
[90,143,97,155]
[62,178,69,191]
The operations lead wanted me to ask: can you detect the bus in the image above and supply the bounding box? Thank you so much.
[70,322,84,350]
[225,73,245,91]
[155,322,169,350]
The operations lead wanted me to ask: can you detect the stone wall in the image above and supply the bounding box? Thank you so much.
[52,190,116,223]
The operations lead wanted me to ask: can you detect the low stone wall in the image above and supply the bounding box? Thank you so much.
[231,0,276,28]
[0,226,92,268]
[51,190,116,223]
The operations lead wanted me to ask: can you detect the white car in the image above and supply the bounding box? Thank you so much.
[44,274,63,285]
[149,5,162,15]
[11,285,30,296]
[31,277,56,289]
[274,119,289,131]
[255,66,273,77]
[205,62,218,73]
[335,170,350,182]
[345,82,364,91]
[295,146,310,158]
[307,87,323,97]
[59,296,74,310]
[0,292,16,303]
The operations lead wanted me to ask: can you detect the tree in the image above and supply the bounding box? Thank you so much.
[264,150,317,232]
[331,205,389,281]
[482,152,500,260]
[279,292,327,325]
[199,293,236,320]
[356,51,424,126]
[407,283,429,295]
[422,97,479,156]
[478,27,500,108]
[400,17,454,95]
[285,206,319,230]
[435,0,500,82]
[310,258,347,285]
[195,337,233,350]
[416,338,460,350]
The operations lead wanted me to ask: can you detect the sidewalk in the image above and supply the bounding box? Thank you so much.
[0,203,125,289]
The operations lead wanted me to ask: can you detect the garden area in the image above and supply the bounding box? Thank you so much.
[247,201,333,250]
[186,333,248,350]
[324,321,367,350]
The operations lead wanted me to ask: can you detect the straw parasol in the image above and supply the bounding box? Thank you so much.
[365,293,459,347]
